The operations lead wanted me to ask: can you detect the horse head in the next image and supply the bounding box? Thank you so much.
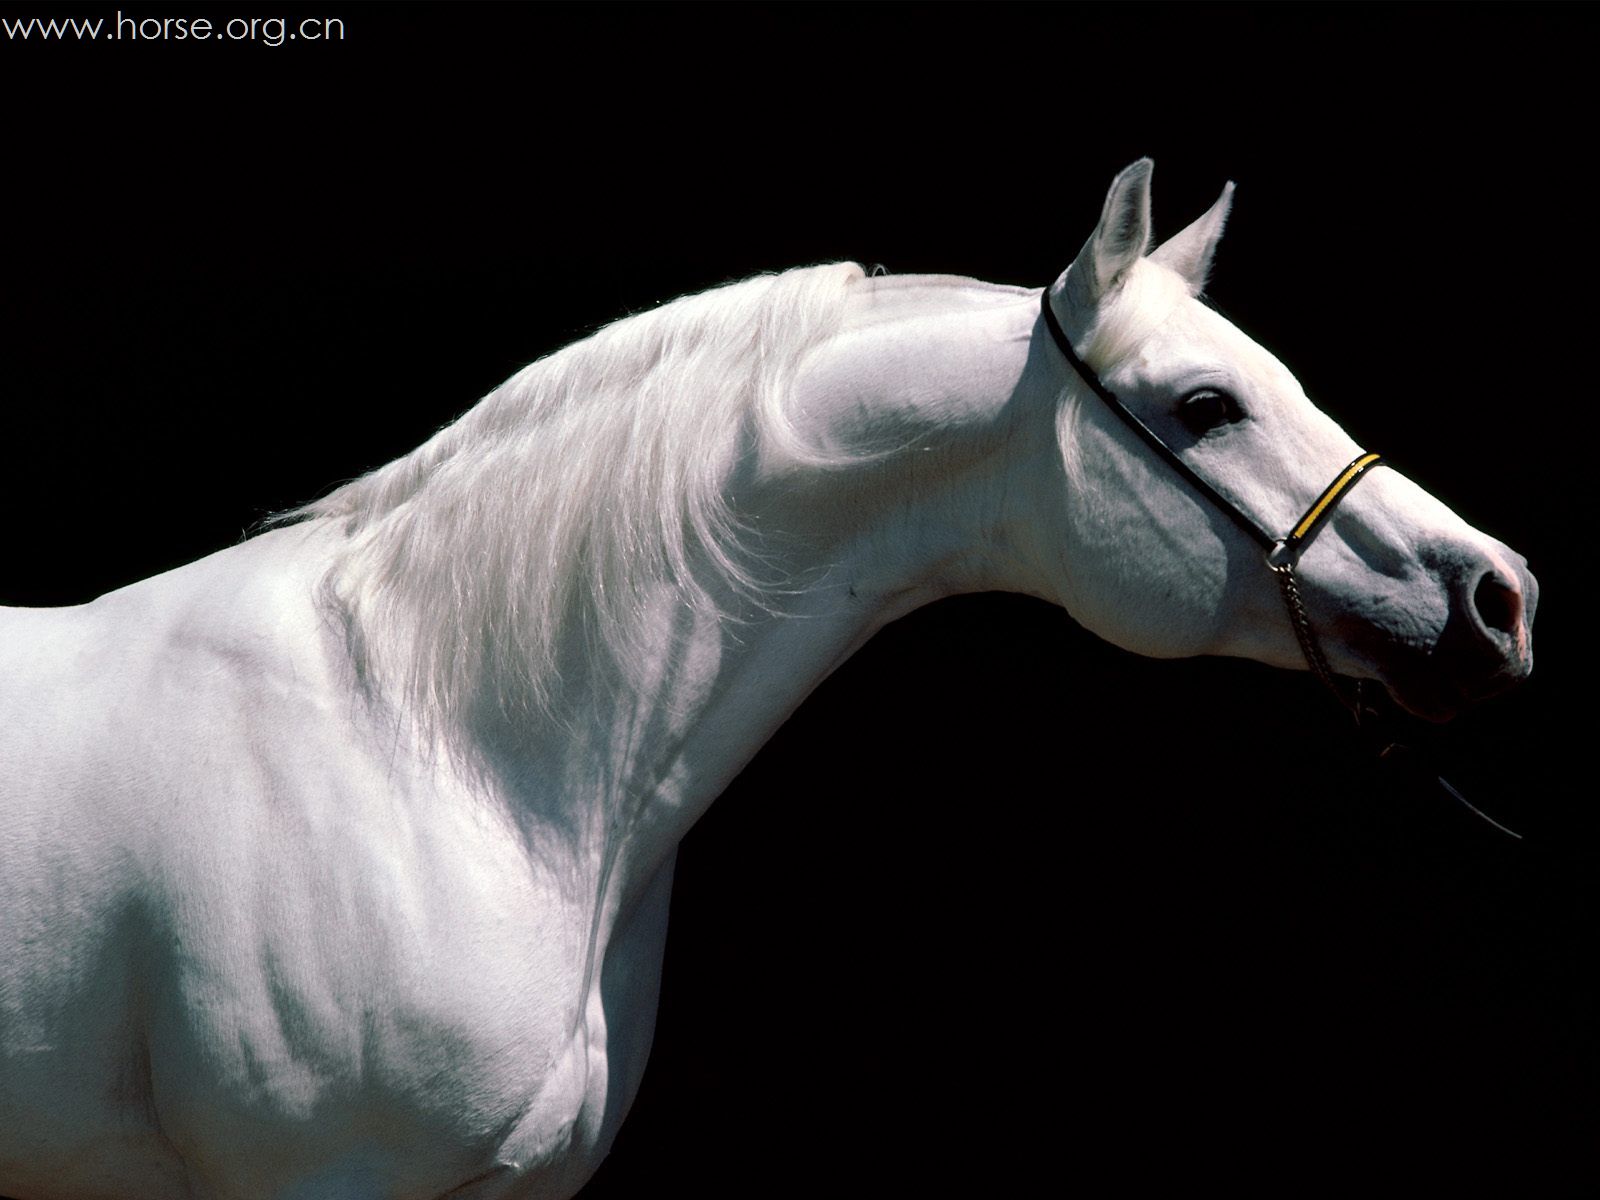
[1031,159,1535,720]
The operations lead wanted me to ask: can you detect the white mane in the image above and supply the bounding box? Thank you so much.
[289,262,866,743]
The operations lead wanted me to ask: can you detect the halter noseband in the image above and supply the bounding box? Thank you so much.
[1039,287,1385,716]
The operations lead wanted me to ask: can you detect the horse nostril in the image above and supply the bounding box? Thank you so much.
[1473,573,1522,637]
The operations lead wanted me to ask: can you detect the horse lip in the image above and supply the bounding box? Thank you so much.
[1378,647,1531,724]
[1383,677,1465,724]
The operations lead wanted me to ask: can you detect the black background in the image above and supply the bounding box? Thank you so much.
[2,3,1592,1189]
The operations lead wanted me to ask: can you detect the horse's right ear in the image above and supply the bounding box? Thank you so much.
[1149,180,1234,295]
[1052,158,1154,318]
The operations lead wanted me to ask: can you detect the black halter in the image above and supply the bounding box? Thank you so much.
[1038,287,1385,714]
[1037,285,1521,840]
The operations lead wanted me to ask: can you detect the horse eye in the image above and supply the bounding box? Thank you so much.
[1177,388,1242,435]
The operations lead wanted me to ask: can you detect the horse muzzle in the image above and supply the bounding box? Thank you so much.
[1367,541,1538,722]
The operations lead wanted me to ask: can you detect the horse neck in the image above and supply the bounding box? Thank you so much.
[768,275,1060,605]
[313,276,1053,915]
[520,277,1053,895]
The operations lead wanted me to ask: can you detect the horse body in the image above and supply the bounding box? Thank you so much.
[0,162,1535,1198]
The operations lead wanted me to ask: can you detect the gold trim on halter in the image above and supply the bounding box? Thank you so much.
[1289,451,1385,544]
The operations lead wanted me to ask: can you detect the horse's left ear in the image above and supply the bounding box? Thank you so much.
[1149,181,1235,295]
[1054,158,1155,319]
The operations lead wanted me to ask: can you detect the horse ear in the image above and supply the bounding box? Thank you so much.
[1149,181,1235,295]
[1055,158,1154,316]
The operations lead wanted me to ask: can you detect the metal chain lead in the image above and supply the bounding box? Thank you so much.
[1272,560,1359,719]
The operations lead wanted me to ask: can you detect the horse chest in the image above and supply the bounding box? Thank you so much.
[142,793,616,1179]
[1,646,627,1195]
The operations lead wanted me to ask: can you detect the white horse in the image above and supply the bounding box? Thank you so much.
[0,160,1535,1199]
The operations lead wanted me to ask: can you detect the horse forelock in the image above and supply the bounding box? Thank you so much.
[1079,257,1193,373]
[285,262,866,753]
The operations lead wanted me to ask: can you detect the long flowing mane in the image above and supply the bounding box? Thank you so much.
[287,262,866,741]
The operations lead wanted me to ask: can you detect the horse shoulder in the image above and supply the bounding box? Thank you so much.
[0,530,620,1196]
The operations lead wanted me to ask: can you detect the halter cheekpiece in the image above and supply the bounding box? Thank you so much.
[1038,286,1385,716]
